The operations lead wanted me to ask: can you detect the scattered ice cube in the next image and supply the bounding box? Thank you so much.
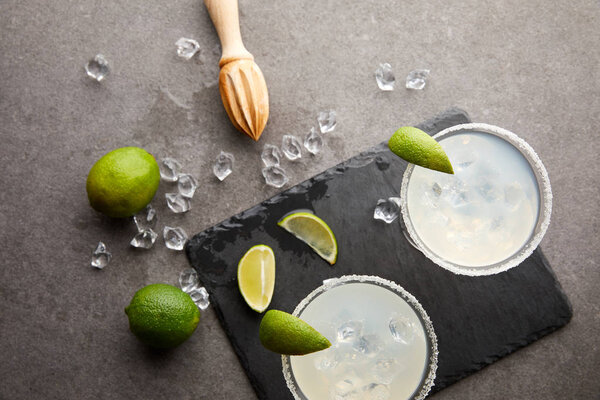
[163,226,188,250]
[304,127,324,155]
[91,242,111,269]
[389,316,416,345]
[165,193,191,213]
[375,63,395,91]
[373,197,401,223]
[175,37,200,60]
[262,165,289,188]
[317,110,337,133]
[337,321,363,342]
[405,69,430,90]
[213,151,234,181]
[362,383,390,400]
[179,268,199,293]
[188,286,210,310]
[84,54,110,82]
[177,173,198,198]
[130,229,158,249]
[161,158,183,182]
[261,144,282,167]
[133,205,157,232]
[281,135,302,160]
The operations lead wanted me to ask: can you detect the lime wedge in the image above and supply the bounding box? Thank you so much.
[278,212,338,265]
[237,244,276,313]
[388,126,454,174]
[259,310,331,355]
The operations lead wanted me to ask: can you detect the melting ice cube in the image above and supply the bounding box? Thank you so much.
[84,54,110,82]
[304,127,324,155]
[91,242,111,269]
[332,377,360,398]
[389,316,416,345]
[314,352,338,371]
[213,151,234,181]
[163,226,188,250]
[362,382,391,400]
[337,321,363,342]
[504,182,524,211]
[375,63,395,91]
[175,38,200,60]
[372,358,400,385]
[405,69,430,90]
[354,334,383,357]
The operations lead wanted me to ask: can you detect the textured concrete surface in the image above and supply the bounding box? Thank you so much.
[0,0,598,399]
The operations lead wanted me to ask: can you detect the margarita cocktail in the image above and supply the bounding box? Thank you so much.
[400,123,552,275]
[282,275,437,400]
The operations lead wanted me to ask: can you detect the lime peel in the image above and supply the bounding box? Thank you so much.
[259,310,331,355]
[388,126,454,174]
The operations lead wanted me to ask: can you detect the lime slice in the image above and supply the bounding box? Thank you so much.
[259,310,331,355]
[277,212,338,265]
[237,244,276,313]
[388,126,454,174]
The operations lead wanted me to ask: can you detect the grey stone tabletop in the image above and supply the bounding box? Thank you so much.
[1,0,598,399]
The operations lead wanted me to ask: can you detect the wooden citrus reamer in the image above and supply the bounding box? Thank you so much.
[204,0,269,141]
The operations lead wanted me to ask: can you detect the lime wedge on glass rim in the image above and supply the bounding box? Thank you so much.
[259,309,331,355]
[237,244,276,313]
[388,126,454,174]
[277,211,338,265]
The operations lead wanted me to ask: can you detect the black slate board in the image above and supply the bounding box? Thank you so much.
[185,108,572,399]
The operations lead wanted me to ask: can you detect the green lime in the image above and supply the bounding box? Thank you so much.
[388,126,454,174]
[238,244,276,313]
[86,147,160,218]
[278,212,338,265]
[124,283,200,349]
[259,310,331,355]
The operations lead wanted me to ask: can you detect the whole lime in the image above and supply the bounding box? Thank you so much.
[86,147,160,218]
[124,284,200,349]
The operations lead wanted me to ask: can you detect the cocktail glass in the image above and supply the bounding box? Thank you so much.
[400,123,552,276]
[282,275,438,400]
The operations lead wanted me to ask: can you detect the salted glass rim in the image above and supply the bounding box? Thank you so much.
[281,274,438,400]
[399,122,553,276]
